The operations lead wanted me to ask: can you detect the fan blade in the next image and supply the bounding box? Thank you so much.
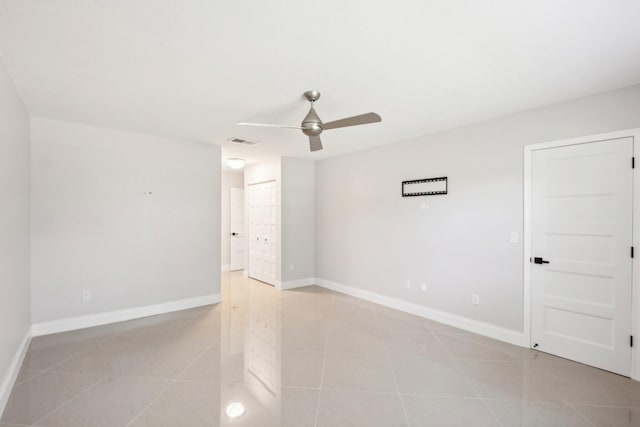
[322,112,381,130]
[309,135,323,152]
[236,122,302,129]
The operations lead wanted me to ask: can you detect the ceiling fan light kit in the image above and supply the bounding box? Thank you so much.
[237,91,381,152]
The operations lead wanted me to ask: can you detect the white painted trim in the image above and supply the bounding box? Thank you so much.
[31,294,221,337]
[221,264,230,272]
[0,330,31,418]
[523,127,640,380]
[634,135,640,381]
[523,145,533,348]
[315,278,527,347]
[278,277,316,290]
[524,128,640,151]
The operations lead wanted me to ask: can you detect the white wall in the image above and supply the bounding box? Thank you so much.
[316,84,640,334]
[0,55,31,415]
[221,171,244,270]
[244,157,281,282]
[30,118,221,325]
[281,157,315,285]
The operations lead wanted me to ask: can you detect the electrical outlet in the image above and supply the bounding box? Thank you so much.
[405,280,411,289]
[510,231,519,243]
[421,283,427,292]
[82,290,91,302]
[472,294,479,305]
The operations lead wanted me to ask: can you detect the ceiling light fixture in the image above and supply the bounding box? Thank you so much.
[227,158,245,169]
[225,402,245,418]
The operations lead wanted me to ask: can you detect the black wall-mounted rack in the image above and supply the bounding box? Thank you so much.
[402,177,448,197]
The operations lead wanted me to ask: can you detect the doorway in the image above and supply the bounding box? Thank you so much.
[229,188,245,271]
[526,133,634,376]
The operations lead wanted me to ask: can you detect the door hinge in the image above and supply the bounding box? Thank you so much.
[632,247,635,258]
[633,157,635,169]
[631,336,634,347]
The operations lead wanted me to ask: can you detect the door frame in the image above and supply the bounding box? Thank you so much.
[523,128,640,380]
[229,187,244,271]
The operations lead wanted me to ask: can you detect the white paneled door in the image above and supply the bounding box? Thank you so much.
[531,137,633,376]
[229,188,245,271]
[248,181,278,286]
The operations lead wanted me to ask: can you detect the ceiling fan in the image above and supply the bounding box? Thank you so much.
[237,91,382,152]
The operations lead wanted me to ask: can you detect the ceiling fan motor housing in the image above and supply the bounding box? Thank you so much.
[302,107,323,136]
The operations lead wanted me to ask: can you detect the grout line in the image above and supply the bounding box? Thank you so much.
[376,309,411,427]
[563,402,640,409]
[280,384,322,391]
[124,343,213,427]
[11,370,41,388]
[29,334,114,376]
[314,387,406,396]
[124,381,175,427]
[31,374,108,425]
[400,393,486,400]
[445,357,520,362]
[563,403,601,427]
[431,332,506,427]
[312,294,334,427]
[42,348,93,374]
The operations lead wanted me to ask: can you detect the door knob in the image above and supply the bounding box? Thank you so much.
[231,232,238,236]
[533,257,550,264]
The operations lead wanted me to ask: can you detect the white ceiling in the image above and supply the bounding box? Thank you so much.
[1,1,640,169]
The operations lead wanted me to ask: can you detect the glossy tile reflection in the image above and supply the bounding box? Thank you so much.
[2,271,640,426]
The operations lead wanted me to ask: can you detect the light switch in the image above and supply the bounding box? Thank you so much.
[510,231,519,243]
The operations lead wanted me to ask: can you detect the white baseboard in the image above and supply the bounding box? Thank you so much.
[221,264,230,272]
[315,278,527,347]
[31,294,222,337]
[0,330,31,418]
[279,277,316,290]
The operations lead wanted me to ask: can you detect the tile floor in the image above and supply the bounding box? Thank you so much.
[2,271,640,426]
